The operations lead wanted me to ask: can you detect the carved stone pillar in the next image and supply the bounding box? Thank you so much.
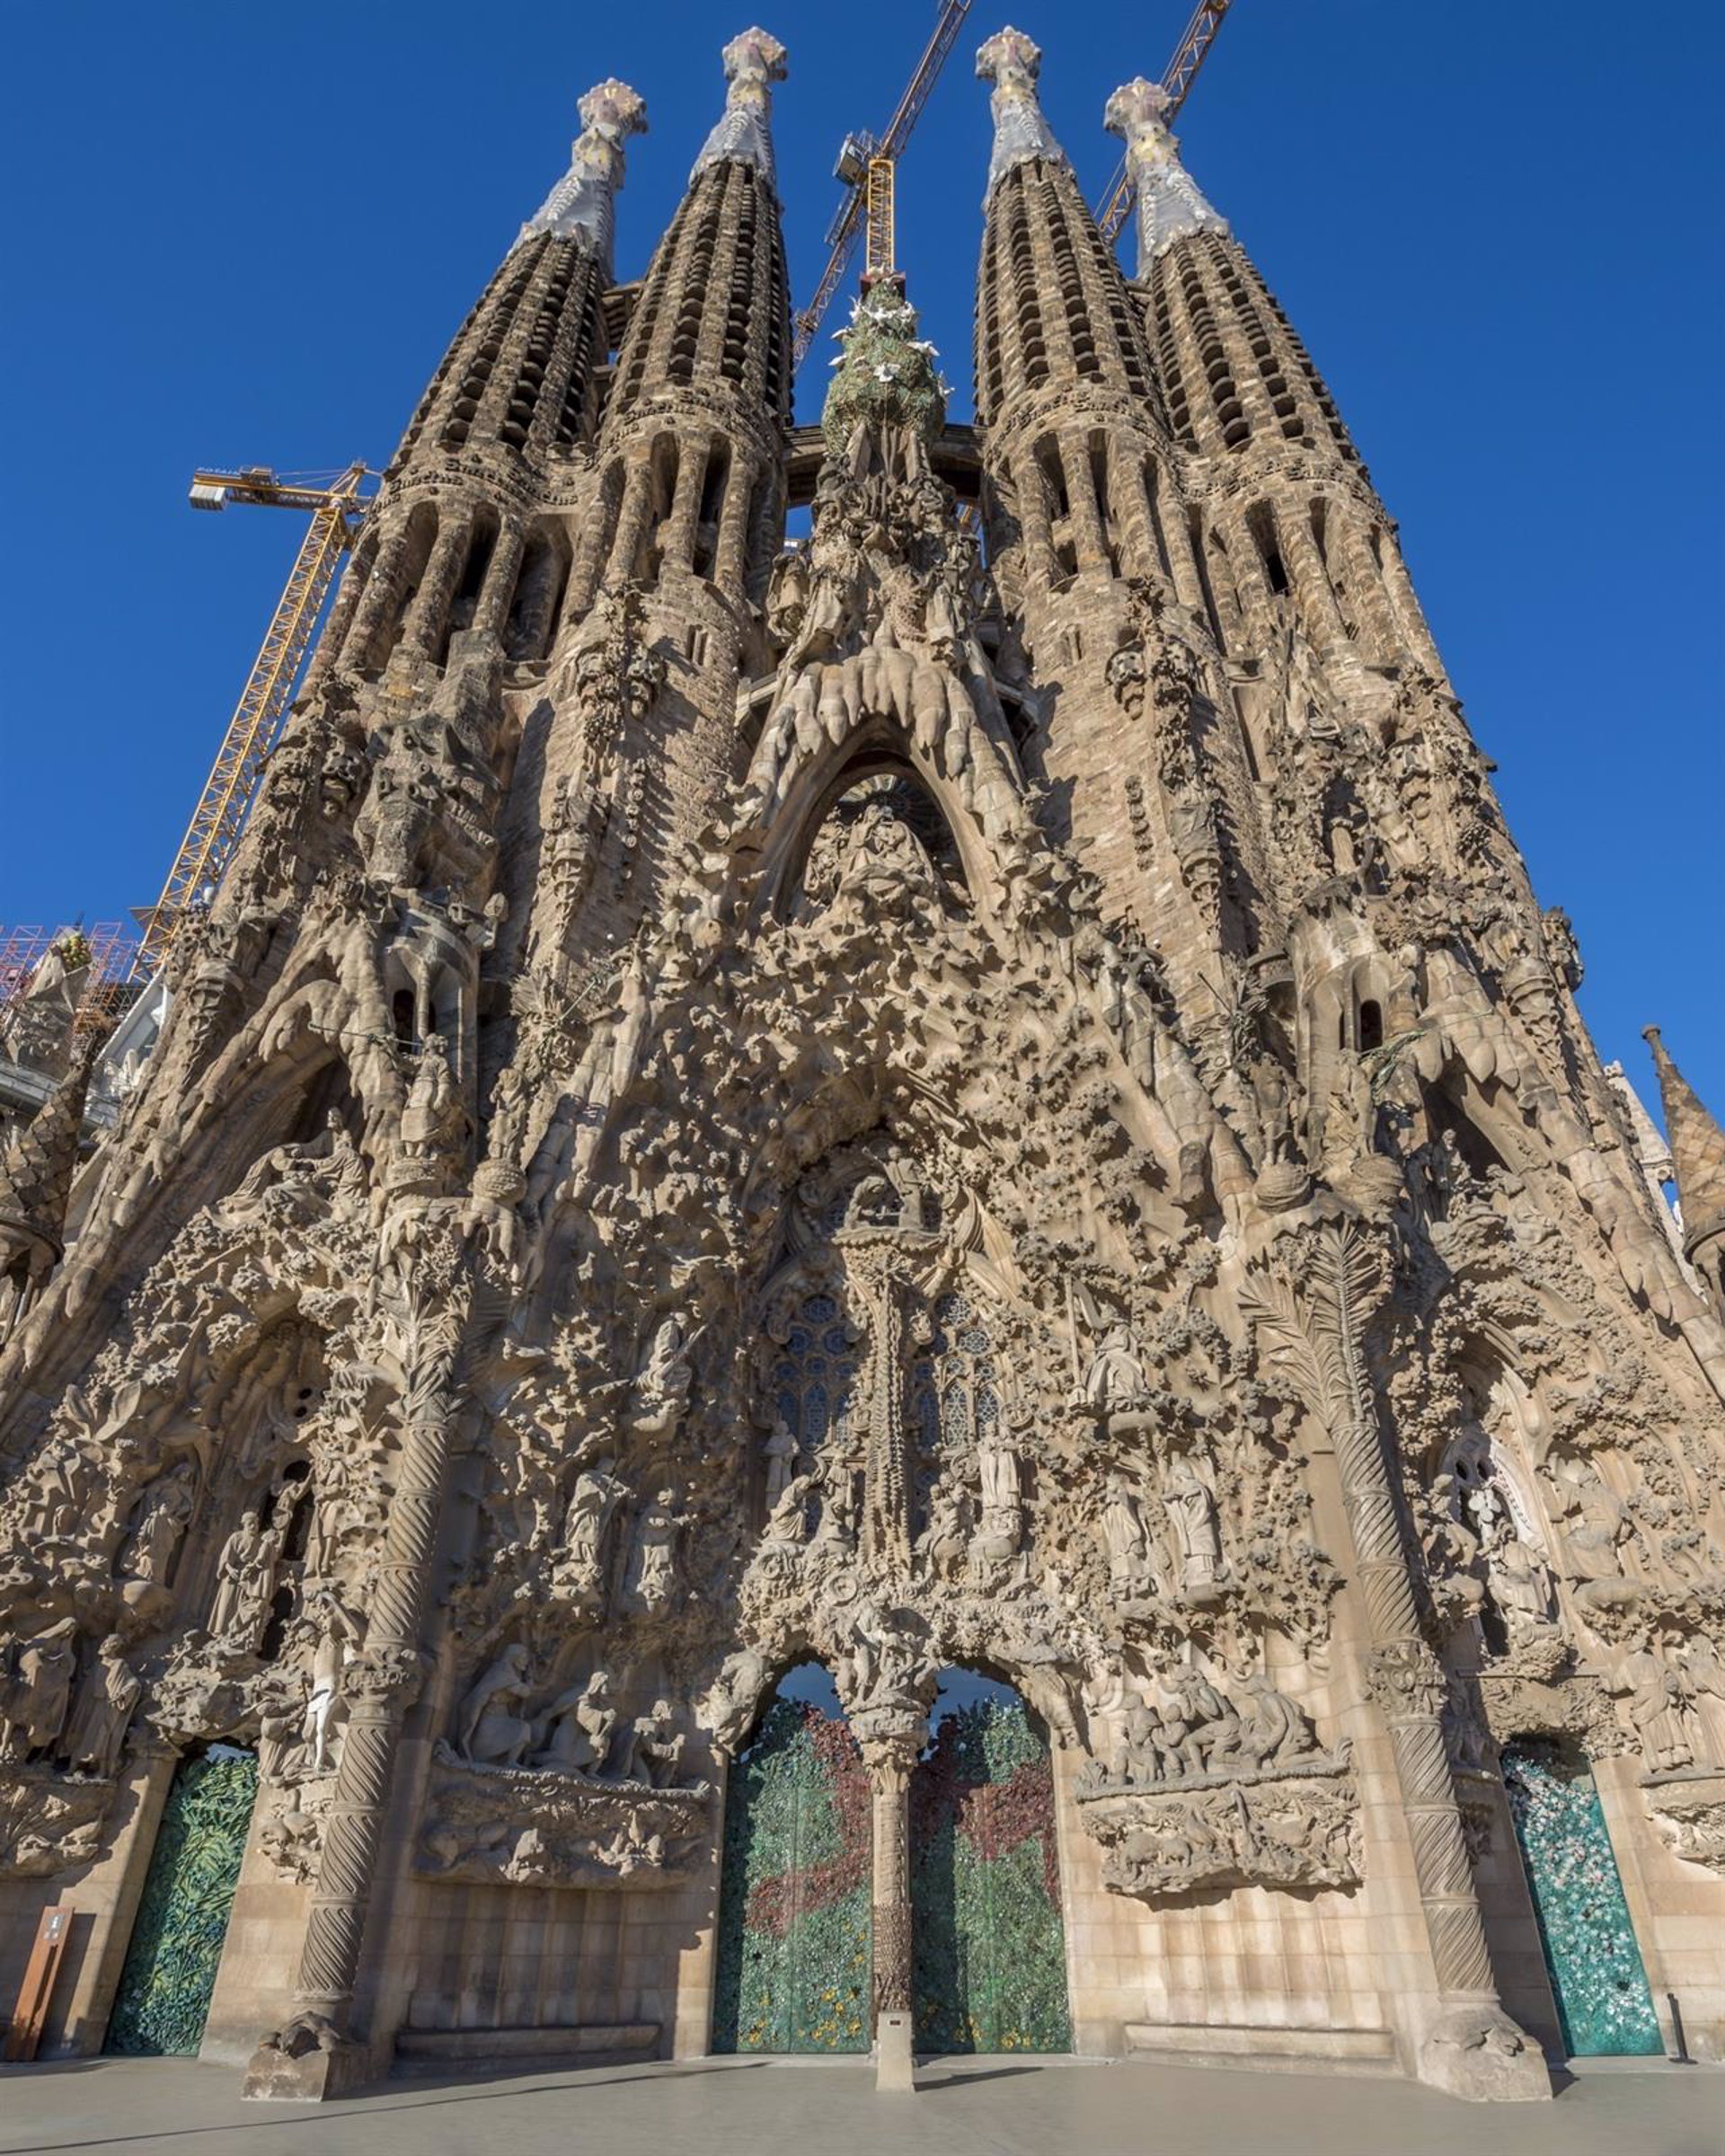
[1244,1216,1549,2103]
[243,1247,467,2101]
[859,1727,920,2093]
[402,513,474,661]
[472,523,526,641]
[849,1242,912,1575]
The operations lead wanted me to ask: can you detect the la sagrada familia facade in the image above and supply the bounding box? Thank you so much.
[3,22,1723,2106]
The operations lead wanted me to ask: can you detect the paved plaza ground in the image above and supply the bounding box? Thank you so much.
[0,2054,1720,2156]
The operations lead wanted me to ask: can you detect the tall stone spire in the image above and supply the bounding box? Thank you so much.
[518,77,649,278]
[1104,76,1229,274]
[1644,1027,1725,1297]
[692,27,787,187]
[0,1029,96,1341]
[976,27,1068,196]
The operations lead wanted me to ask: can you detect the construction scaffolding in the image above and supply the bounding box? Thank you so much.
[0,923,142,1035]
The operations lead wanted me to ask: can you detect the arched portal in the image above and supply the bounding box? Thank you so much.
[105,1745,258,2056]
[910,1670,1071,2054]
[711,1663,872,2054]
[1500,1737,1660,2056]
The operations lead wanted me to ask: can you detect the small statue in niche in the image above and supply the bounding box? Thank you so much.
[1163,1449,1226,1600]
[1084,1325,1148,1407]
[208,1511,276,1648]
[1477,1508,1556,1651]
[119,1462,197,1588]
[917,1480,969,1576]
[761,1418,801,1512]
[1101,1472,1155,1596]
[1,1623,77,1763]
[561,1453,629,1600]
[762,1470,818,1550]
[534,1672,617,1776]
[63,1637,142,1778]
[618,1698,686,1788]
[622,1491,683,1615]
[976,1426,1024,1562]
[456,1643,535,1769]
[815,1462,860,1551]
[401,1034,470,1168]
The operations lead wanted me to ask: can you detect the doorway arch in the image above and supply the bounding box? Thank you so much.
[711,1663,871,2054]
[910,1669,1072,2054]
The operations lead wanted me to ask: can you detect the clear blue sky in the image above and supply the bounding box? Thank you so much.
[2,2,1720,1124]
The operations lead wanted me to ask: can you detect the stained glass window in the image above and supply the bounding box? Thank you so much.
[766,1292,862,1457]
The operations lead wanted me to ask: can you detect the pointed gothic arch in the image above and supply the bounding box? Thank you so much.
[753,737,985,924]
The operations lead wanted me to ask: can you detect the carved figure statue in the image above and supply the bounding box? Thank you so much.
[534,1672,616,1776]
[1101,1472,1154,1595]
[1478,1514,1555,1648]
[1085,1326,1148,1406]
[1210,1672,1321,1772]
[208,1512,275,1648]
[119,1463,197,1587]
[63,1638,143,1778]
[1624,1641,1700,1774]
[816,1462,860,1550]
[301,1597,360,1776]
[623,1491,682,1614]
[619,1698,686,1788]
[456,1643,535,1769]
[762,1469,817,1548]
[561,1454,628,1593]
[976,1427,1023,1560]
[402,1033,470,1165]
[2,1625,77,1761]
[761,1418,800,1511]
[1163,1452,1225,1595]
[629,1317,694,1437]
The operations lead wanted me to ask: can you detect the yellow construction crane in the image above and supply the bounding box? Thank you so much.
[792,0,973,367]
[131,463,373,981]
[1095,0,1235,244]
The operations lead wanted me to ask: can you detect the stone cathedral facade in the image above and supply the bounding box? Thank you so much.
[3,22,1724,2105]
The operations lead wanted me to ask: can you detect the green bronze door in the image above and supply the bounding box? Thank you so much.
[712,1692,872,2053]
[911,1688,1071,2054]
[107,1747,257,2056]
[1502,1738,1662,2056]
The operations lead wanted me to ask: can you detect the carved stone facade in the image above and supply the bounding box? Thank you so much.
[2,20,1721,2107]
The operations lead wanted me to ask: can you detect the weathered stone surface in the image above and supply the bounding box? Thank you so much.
[1,16,1721,2111]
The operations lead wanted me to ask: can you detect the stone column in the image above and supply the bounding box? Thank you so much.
[472,523,526,641]
[1059,435,1110,575]
[1274,498,1349,652]
[341,520,415,673]
[402,513,474,661]
[243,1247,467,2101]
[858,1727,920,2093]
[1246,1215,1549,2102]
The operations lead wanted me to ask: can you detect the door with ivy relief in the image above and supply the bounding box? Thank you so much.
[712,1683,872,2054]
[911,1682,1072,2054]
[107,1746,257,2056]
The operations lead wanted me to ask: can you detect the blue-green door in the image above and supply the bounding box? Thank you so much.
[107,1747,256,2056]
[1501,1739,1661,2056]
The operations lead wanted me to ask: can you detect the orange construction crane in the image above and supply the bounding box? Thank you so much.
[130,462,374,981]
[1095,0,1235,245]
[792,0,972,368]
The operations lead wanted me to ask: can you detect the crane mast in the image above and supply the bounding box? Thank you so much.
[792,0,972,367]
[1095,0,1234,244]
[130,464,372,981]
